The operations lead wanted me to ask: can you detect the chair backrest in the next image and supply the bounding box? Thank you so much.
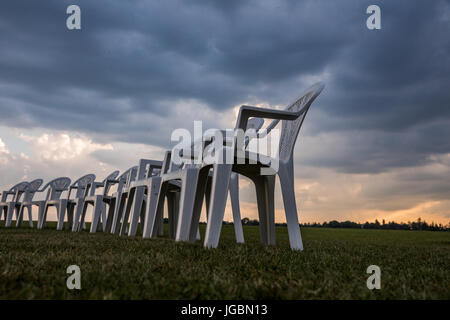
[117,166,138,193]
[71,174,96,198]
[23,179,44,202]
[278,82,324,162]
[102,170,120,195]
[42,177,71,201]
[2,181,29,202]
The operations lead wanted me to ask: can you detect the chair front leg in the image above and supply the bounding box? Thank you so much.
[253,175,276,246]
[203,163,233,249]
[16,204,25,228]
[278,163,303,251]
[5,203,15,227]
[128,186,145,237]
[56,200,68,231]
[188,167,210,242]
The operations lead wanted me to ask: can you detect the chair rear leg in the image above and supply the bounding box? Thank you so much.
[57,200,68,231]
[1,206,6,222]
[115,194,128,236]
[99,202,106,232]
[67,203,74,230]
[104,199,115,233]
[89,201,103,234]
[89,199,101,233]
[27,206,33,228]
[255,175,276,246]
[278,164,303,251]
[5,203,15,227]
[110,194,124,235]
[188,168,209,242]
[167,192,178,239]
[38,203,48,229]
[80,201,90,232]
[128,187,145,236]
[229,173,245,243]
[143,178,165,238]
[176,168,200,242]
[16,205,24,228]
[72,201,84,232]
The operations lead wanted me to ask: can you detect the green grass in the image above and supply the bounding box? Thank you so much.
[0,221,449,299]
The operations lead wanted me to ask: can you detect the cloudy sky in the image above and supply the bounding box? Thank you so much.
[1,0,449,225]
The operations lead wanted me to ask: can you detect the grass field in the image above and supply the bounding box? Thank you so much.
[0,221,449,299]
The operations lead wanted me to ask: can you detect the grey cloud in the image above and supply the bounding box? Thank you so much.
[0,0,449,175]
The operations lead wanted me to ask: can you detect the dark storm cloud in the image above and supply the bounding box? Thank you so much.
[0,0,449,173]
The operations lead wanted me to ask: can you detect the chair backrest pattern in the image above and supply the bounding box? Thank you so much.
[117,166,138,193]
[278,82,324,162]
[24,179,43,202]
[44,177,71,201]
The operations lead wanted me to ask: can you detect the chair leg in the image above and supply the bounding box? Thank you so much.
[205,176,212,218]
[167,192,178,239]
[89,201,103,234]
[116,194,128,236]
[56,200,68,231]
[71,201,83,232]
[253,175,276,246]
[16,204,24,228]
[99,202,107,232]
[128,187,145,236]
[119,191,133,236]
[27,205,33,228]
[1,206,6,222]
[38,203,47,229]
[104,199,115,233]
[203,163,233,249]
[5,203,15,227]
[67,203,74,230]
[79,201,89,232]
[175,167,200,242]
[188,167,209,242]
[143,177,164,238]
[110,193,124,235]
[89,198,102,233]
[73,201,86,232]
[229,173,245,243]
[278,163,303,251]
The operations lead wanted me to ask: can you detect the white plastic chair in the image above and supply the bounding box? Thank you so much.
[77,170,120,233]
[37,177,72,229]
[109,166,138,235]
[1,181,29,227]
[16,179,44,227]
[200,82,325,250]
[64,174,96,232]
[120,159,163,237]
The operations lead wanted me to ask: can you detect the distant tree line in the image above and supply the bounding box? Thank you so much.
[235,217,449,232]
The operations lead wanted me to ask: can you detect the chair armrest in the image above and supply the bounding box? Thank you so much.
[137,159,163,179]
[103,179,119,195]
[66,185,77,200]
[1,191,15,202]
[236,105,301,131]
